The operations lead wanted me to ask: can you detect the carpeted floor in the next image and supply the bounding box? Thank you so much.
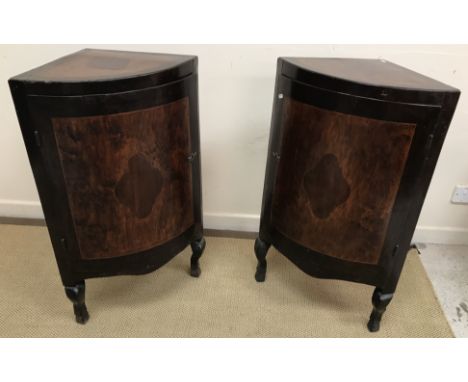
[0,224,453,337]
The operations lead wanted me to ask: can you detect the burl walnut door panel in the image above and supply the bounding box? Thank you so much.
[272,97,415,265]
[52,98,194,260]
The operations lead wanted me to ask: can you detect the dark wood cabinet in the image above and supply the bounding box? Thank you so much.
[255,57,460,332]
[9,49,205,323]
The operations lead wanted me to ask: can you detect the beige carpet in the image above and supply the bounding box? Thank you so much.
[0,224,452,337]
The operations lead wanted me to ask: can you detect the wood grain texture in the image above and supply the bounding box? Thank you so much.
[271,97,415,264]
[282,57,457,91]
[15,49,195,82]
[52,97,194,260]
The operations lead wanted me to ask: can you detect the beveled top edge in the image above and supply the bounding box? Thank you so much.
[281,57,459,93]
[10,48,197,84]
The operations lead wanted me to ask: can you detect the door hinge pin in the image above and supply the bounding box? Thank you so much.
[187,152,197,162]
[34,130,41,147]
[60,237,68,251]
[425,134,434,152]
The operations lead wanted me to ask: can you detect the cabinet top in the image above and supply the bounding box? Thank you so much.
[9,49,197,95]
[281,57,459,95]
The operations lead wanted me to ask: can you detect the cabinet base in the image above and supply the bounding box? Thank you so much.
[62,238,206,324]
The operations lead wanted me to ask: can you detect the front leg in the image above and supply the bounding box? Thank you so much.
[64,280,89,324]
[367,287,394,332]
[254,237,271,282]
[190,237,206,277]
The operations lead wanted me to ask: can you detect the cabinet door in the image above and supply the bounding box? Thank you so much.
[24,78,199,266]
[51,98,193,259]
[272,97,415,265]
[263,76,441,282]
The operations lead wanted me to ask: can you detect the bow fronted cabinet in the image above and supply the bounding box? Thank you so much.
[255,57,460,332]
[9,49,205,324]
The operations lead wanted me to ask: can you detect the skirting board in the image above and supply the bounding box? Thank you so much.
[412,226,468,246]
[0,199,43,219]
[1,200,468,245]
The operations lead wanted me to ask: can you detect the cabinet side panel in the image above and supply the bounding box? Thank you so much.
[52,97,194,259]
[272,97,415,264]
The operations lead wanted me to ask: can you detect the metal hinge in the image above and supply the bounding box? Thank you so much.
[34,130,41,147]
[187,152,198,162]
[60,237,68,251]
[425,134,435,154]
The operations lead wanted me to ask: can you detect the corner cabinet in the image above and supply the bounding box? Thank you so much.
[255,57,460,332]
[9,49,205,324]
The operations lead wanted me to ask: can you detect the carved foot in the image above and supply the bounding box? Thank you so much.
[367,287,393,332]
[190,237,206,277]
[254,237,271,282]
[64,281,89,324]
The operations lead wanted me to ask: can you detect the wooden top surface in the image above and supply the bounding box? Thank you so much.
[11,48,196,83]
[281,57,458,92]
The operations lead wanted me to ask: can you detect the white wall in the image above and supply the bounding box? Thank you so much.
[1,45,467,244]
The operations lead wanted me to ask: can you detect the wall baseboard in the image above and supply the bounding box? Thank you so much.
[1,200,467,245]
[0,199,43,219]
[412,225,468,246]
[203,212,259,232]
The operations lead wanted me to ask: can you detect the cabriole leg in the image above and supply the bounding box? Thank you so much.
[254,237,271,282]
[190,237,206,277]
[64,280,89,324]
[367,287,394,332]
